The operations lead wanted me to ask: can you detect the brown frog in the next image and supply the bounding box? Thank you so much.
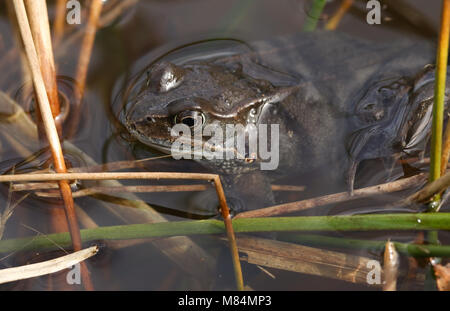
[119,32,447,213]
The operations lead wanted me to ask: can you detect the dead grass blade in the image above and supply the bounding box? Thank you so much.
[236,173,427,218]
[236,235,382,286]
[0,245,98,285]
[434,263,450,291]
[383,240,399,291]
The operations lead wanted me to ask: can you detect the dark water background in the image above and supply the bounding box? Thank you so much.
[0,0,448,290]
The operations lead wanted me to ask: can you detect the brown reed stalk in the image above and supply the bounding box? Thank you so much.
[53,0,66,45]
[35,184,211,198]
[236,173,427,218]
[75,0,102,97]
[23,2,69,279]
[69,0,103,137]
[24,0,61,131]
[12,0,93,291]
[325,0,353,30]
[212,176,244,291]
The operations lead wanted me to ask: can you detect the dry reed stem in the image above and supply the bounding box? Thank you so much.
[24,0,60,125]
[69,0,103,137]
[12,0,92,290]
[213,176,244,291]
[75,0,102,98]
[236,235,382,285]
[53,0,137,61]
[53,0,67,45]
[70,155,173,172]
[0,171,219,183]
[14,182,305,198]
[434,263,450,291]
[0,246,98,285]
[236,173,427,218]
[100,0,138,26]
[325,0,353,30]
[23,1,68,288]
[37,184,211,198]
[0,172,218,182]
[407,170,450,205]
[383,240,399,291]
[271,185,306,191]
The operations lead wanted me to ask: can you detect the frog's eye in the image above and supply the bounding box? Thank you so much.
[174,111,205,128]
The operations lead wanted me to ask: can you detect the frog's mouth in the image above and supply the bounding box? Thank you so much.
[126,123,173,154]
[129,125,204,158]
[136,135,173,154]
[130,124,250,160]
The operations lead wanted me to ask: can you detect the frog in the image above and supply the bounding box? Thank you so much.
[347,65,450,192]
[119,32,446,214]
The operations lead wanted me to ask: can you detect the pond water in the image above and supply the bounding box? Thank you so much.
[0,0,449,290]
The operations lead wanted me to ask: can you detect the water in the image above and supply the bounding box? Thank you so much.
[0,0,449,290]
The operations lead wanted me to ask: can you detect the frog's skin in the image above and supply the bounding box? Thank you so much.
[121,32,446,212]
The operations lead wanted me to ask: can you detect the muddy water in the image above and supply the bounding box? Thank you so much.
[0,0,448,290]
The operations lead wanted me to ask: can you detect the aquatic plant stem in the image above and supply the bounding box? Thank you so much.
[12,0,93,290]
[279,234,450,258]
[325,0,353,30]
[430,0,450,207]
[70,0,103,137]
[23,1,70,272]
[52,0,66,46]
[407,170,450,204]
[439,0,450,178]
[24,0,61,133]
[303,0,327,31]
[2,213,450,255]
[214,176,244,291]
[236,173,426,218]
[0,246,98,285]
[428,1,450,289]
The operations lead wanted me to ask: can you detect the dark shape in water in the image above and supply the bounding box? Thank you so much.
[118,32,448,212]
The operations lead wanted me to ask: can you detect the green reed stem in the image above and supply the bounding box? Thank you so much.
[1,213,450,254]
[279,233,450,258]
[429,0,450,209]
[303,0,327,31]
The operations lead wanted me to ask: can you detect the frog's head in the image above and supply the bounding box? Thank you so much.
[123,55,298,160]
